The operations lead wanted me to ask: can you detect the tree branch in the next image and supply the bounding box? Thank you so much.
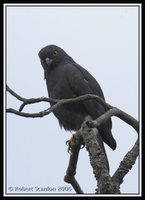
[6,108,51,118]
[7,85,138,135]
[112,138,139,188]
[6,86,112,118]
[6,85,139,194]
[64,131,84,194]
[82,108,139,193]
[81,123,120,194]
[6,85,27,102]
[86,108,139,134]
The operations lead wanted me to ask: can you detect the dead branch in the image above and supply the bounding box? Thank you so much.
[86,108,139,134]
[7,85,138,132]
[112,138,139,189]
[81,107,139,193]
[64,131,84,194]
[81,122,120,194]
[6,85,139,194]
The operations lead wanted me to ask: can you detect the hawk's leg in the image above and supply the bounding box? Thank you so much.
[66,132,85,153]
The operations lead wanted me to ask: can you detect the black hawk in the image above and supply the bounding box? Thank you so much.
[38,45,116,157]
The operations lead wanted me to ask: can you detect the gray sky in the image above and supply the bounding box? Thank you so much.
[6,4,140,196]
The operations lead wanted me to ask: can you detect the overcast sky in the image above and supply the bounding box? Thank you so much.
[6,4,140,196]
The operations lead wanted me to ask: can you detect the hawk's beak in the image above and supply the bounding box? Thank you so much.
[45,57,52,65]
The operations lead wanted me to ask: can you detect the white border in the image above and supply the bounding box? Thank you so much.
[3,3,142,197]
[3,3,6,198]
[3,3,142,6]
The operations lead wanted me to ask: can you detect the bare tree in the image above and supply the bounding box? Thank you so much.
[6,85,139,194]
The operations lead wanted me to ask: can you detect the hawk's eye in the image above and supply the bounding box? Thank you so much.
[53,50,58,56]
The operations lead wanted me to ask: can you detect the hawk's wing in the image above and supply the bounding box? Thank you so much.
[66,63,116,150]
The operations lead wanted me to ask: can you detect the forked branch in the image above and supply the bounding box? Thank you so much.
[6,85,139,194]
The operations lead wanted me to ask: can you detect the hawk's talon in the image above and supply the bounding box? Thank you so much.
[66,134,85,153]
[81,143,85,149]
[66,140,69,146]
[66,138,74,153]
[67,147,72,154]
[66,141,72,153]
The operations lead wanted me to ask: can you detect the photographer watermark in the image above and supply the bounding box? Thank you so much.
[8,185,72,193]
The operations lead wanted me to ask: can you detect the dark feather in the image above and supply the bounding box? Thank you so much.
[38,45,116,150]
